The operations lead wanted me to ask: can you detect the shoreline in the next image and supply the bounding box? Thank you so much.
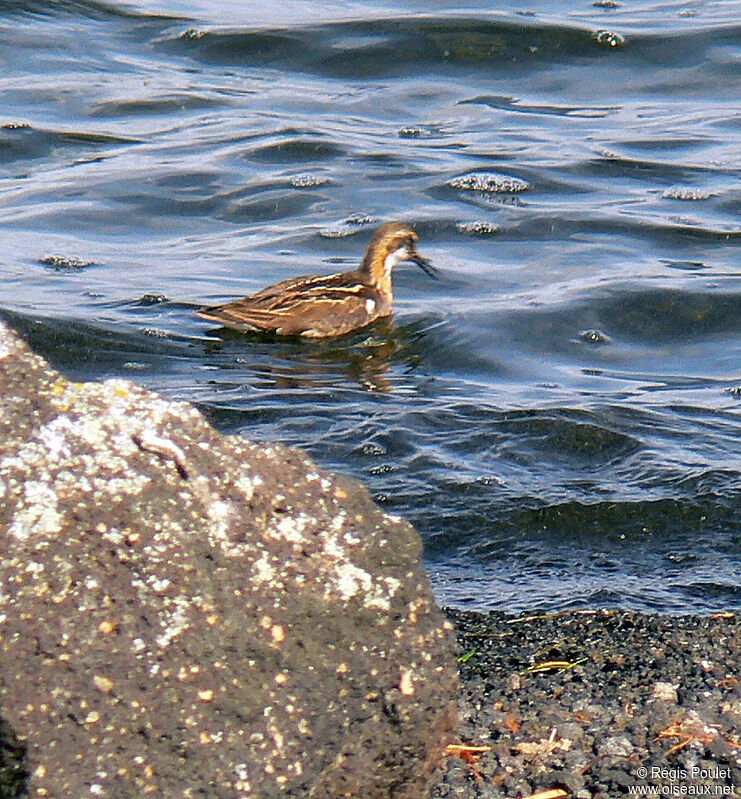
[433,608,741,798]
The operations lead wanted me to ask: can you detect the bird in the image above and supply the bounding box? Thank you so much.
[196,221,435,338]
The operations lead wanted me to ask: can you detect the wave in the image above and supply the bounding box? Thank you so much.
[0,0,181,21]
[159,16,741,78]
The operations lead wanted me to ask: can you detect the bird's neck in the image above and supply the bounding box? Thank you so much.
[360,244,393,297]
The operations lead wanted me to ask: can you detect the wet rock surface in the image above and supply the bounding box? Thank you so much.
[0,319,458,799]
[434,609,741,798]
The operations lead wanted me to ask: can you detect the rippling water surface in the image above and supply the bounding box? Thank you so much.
[2,0,740,612]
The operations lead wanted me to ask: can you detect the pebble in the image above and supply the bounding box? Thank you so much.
[432,609,741,797]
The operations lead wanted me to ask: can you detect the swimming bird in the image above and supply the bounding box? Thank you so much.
[197,221,435,338]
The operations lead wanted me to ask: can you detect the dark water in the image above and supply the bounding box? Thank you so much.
[2,0,740,613]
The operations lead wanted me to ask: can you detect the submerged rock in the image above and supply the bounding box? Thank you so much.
[662,186,714,201]
[38,255,96,272]
[447,171,529,194]
[0,319,458,798]
[455,221,500,236]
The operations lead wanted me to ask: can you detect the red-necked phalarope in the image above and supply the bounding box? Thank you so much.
[197,221,435,338]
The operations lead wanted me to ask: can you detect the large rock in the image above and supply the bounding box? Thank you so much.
[0,319,458,799]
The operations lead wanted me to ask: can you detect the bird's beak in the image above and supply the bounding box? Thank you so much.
[408,250,438,279]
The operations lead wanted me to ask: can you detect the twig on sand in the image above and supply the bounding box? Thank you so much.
[656,715,717,756]
[522,657,588,674]
[518,788,569,799]
[445,743,492,785]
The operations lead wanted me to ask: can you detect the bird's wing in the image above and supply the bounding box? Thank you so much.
[198,270,380,335]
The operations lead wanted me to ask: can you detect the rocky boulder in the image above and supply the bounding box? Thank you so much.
[0,319,458,798]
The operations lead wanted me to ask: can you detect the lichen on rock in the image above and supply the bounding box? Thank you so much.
[0,319,458,799]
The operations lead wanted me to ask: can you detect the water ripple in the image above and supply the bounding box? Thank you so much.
[2,1,741,613]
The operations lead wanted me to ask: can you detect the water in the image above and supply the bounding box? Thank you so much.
[1,0,740,613]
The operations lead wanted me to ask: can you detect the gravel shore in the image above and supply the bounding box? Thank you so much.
[433,609,741,798]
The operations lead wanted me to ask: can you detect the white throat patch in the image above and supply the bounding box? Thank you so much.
[384,245,410,274]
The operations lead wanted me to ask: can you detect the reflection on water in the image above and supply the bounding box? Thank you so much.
[200,317,433,393]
